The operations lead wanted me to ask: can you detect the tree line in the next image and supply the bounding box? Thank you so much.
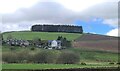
[2,50,80,64]
[31,25,83,33]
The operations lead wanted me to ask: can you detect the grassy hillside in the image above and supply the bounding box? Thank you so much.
[2,46,119,69]
[2,46,118,63]
[3,31,82,40]
[75,33,118,41]
[2,31,119,52]
[73,33,119,52]
[2,63,118,69]
[2,32,119,69]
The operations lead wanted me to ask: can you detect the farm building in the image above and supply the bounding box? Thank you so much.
[47,40,61,49]
[5,39,30,47]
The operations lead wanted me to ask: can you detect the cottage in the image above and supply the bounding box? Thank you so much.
[6,39,29,47]
[22,40,29,47]
[48,40,61,49]
[51,40,58,48]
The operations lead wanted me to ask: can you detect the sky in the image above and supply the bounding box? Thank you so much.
[0,0,119,37]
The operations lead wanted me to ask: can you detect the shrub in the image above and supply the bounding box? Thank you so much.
[109,62,114,64]
[33,37,41,46]
[27,54,35,63]
[56,51,80,64]
[116,62,120,65]
[16,51,30,63]
[30,47,35,50]
[2,52,18,63]
[10,47,16,51]
[81,62,86,65]
[2,51,31,63]
[33,50,57,63]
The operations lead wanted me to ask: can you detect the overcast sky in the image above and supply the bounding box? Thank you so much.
[0,0,119,37]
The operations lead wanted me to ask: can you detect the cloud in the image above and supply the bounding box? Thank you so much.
[2,2,76,24]
[1,21,37,32]
[103,19,118,28]
[106,28,120,37]
[79,2,118,20]
[0,23,29,32]
[1,1,118,33]
[0,21,67,32]
[2,1,118,23]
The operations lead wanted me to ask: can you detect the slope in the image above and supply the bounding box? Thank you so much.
[73,33,119,52]
[2,31,82,41]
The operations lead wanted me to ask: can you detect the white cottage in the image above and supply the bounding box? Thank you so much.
[48,40,61,49]
[51,40,58,47]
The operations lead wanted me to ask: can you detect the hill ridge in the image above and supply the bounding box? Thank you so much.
[75,33,119,41]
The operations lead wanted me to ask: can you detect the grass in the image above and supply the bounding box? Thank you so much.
[1,31,119,69]
[2,63,118,69]
[63,48,118,62]
[2,46,119,63]
[2,46,119,69]
[3,31,82,40]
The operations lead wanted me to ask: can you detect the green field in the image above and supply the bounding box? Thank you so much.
[2,46,119,69]
[2,31,119,69]
[2,63,118,69]
[68,48,118,62]
[3,31,82,40]
[2,46,118,63]
[2,44,119,69]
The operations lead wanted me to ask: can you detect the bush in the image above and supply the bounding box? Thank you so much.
[10,47,16,51]
[109,62,114,64]
[2,52,18,63]
[30,47,35,50]
[33,50,57,63]
[2,49,80,64]
[56,51,80,64]
[2,51,31,63]
[16,51,30,63]
[116,62,120,65]
[27,54,35,63]
[81,62,86,65]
